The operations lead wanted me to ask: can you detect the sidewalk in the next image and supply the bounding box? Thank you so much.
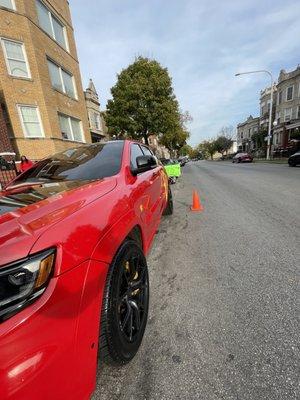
[253,158,288,164]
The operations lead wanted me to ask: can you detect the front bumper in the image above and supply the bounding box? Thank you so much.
[0,259,109,400]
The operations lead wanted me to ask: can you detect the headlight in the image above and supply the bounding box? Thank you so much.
[0,249,55,322]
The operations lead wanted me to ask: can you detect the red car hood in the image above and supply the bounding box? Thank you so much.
[0,178,117,266]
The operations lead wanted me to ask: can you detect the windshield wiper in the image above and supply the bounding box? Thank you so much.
[5,181,44,190]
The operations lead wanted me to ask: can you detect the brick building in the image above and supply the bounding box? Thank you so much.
[0,0,90,160]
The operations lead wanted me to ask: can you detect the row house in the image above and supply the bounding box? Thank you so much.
[236,65,300,156]
[237,115,259,152]
[272,67,300,154]
[259,84,277,132]
[0,0,90,160]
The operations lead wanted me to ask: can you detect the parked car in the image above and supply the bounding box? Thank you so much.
[288,151,300,167]
[177,157,187,167]
[160,158,181,183]
[232,152,253,163]
[0,140,173,400]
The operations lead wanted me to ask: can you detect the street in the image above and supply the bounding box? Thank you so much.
[93,161,300,400]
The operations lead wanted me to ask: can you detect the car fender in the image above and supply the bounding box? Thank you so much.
[73,259,109,400]
[91,208,146,264]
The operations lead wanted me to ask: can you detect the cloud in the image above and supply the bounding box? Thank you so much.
[70,0,300,145]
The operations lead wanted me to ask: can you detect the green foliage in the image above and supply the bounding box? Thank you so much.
[189,148,203,159]
[160,128,190,152]
[197,140,218,160]
[251,130,267,149]
[214,136,233,155]
[105,57,187,148]
[290,129,300,140]
[178,144,193,157]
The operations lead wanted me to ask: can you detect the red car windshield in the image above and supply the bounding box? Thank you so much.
[13,142,124,184]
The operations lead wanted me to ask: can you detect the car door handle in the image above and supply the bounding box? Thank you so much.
[152,171,160,179]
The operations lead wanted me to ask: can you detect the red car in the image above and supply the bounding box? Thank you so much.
[232,152,253,163]
[0,140,173,400]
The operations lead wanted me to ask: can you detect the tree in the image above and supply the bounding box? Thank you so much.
[179,144,193,157]
[213,126,234,156]
[214,136,233,156]
[198,140,218,160]
[251,129,267,150]
[160,128,190,156]
[105,57,183,145]
[190,147,203,159]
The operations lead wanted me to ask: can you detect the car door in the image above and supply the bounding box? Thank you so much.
[128,144,153,238]
[128,143,163,246]
[140,145,165,228]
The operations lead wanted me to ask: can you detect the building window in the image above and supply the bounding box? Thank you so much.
[278,91,282,105]
[297,106,300,119]
[59,113,84,142]
[284,108,292,122]
[241,132,243,139]
[36,0,68,50]
[92,112,101,130]
[47,59,76,98]
[1,39,30,78]
[286,85,294,101]
[18,105,44,138]
[0,0,15,9]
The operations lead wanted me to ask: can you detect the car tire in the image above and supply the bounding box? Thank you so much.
[99,240,149,365]
[238,158,241,163]
[288,162,295,167]
[163,186,173,215]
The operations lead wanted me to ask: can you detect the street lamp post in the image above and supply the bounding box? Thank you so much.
[235,70,274,160]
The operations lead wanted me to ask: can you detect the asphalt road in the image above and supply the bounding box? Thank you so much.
[93,161,300,400]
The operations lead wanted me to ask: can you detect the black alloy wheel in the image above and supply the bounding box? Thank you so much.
[99,240,149,365]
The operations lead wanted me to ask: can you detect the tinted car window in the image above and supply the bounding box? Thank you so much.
[141,146,153,156]
[13,142,124,183]
[141,146,157,166]
[130,144,144,169]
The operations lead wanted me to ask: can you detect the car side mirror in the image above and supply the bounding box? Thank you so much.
[132,155,156,175]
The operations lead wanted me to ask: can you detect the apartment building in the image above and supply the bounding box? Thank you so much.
[237,115,259,152]
[259,84,277,132]
[0,0,90,160]
[84,79,109,143]
[272,66,300,151]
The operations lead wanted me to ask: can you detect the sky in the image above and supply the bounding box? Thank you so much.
[70,0,300,146]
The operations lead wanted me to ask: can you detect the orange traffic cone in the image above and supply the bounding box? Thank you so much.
[190,190,204,212]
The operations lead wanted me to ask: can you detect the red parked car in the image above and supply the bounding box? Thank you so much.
[0,140,173,400]
[232,152,253,163]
